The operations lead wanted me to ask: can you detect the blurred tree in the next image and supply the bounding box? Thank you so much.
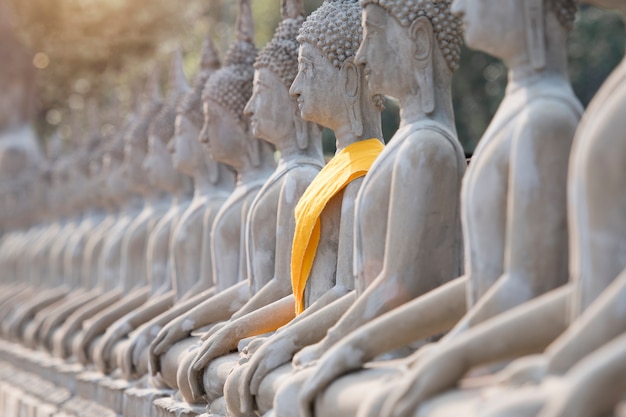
[5,0,624,156]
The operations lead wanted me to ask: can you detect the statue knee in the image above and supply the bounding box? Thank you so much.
[177,348,204,403]
[202,353,240,402]
[224,361,248,416]
[274,368,314,417]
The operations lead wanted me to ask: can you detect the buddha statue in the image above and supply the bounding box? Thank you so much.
[91,43,235,375]
[160,0,369,407]
[167,0,387,413]
[115,38,238,383]
[285,1,582,417]
[420,3,626,417]
[36,128,135,353]
[72,54,196,366]
[144,0,330,406]
[50,74,161,360]
[2,148,85,341]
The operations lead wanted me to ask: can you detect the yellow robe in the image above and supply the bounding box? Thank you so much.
[291,138,384,314]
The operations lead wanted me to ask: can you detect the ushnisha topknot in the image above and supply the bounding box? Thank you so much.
[546,0,577,31]
[150,49,190,142]
[179,37,221,128]
[204,0,257,124]
[359,0,463,72]
[297,0,362,70]
[254,0,305,89]
[126,71,163,149]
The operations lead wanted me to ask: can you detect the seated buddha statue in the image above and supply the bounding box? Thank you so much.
[93,41,236,375]
[435,3,626,417]
[288,1,582,417]
[72,53,198,366]
[50,73,164,360]
[162,0,385,409]
[119,3,278,397]
[36,125,138,353]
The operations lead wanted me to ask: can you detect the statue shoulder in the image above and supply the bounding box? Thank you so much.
[519,95,581,141]
[402,126,462,164]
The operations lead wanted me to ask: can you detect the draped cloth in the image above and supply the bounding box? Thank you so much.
[291,138,384,314]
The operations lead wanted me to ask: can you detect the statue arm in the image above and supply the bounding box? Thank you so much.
[371,287,571,417]
[150,281,250,357]
[540,332,626,417]
[77,286,150,363]
[189,295,297,371]
[545,268,626,374]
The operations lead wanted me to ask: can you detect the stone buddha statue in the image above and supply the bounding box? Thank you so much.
[286,1,582,417]
[72,54,197,367]
[426,3,626,417]
[34,126,134,353]
[155,0,359,407]
[143,0,329,406]
[92,43,235,375]
[115,38,238,382]
[50,74,161,360]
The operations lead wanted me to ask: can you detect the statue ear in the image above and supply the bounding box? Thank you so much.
[410,16,434,62]
[340,60,363,137]
[410,17,435,115]
[524,0,546,70]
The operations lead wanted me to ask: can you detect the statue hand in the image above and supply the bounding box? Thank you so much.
[293,340,326,369]
[494,354,549,387]
[190,326,238,373]
[379,346,467,417]
[248,333,298,396]
[298,342,366,417]
[77,322,99,365]
[200,320,227,341]
[120,323,156,379]
[95,320,132,374]
[149,315,194,375]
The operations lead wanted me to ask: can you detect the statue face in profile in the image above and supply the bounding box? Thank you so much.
[171,114,199,176]
[244,68,293,145]
[144,133,179,193]
[451,0,526,60]
[290,43,345,127]
[356,4,415,98]
[199,99,247,165]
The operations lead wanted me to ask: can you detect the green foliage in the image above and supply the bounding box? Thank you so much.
[5,0,625,155]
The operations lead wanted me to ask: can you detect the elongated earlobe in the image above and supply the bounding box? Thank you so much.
[524,0,546,70]
[341,60,363,137]
[410,17,435,114]
[294,105,309,150]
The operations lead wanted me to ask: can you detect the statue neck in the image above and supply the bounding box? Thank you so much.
[505,19,569,95]
[275,130,323,167]
[398,80,455,130]
[236,150,275,187]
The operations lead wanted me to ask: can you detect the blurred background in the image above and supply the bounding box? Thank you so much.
[1,0,624,156]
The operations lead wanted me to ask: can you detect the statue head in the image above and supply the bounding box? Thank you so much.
[123,71,163,195]
[290,0,384,140]
[171,37,221,178]
[356,0,462,113]
[244,0,322,155]
[145,49,191,193]
[200,0,276,169]
[451,0,576,70]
